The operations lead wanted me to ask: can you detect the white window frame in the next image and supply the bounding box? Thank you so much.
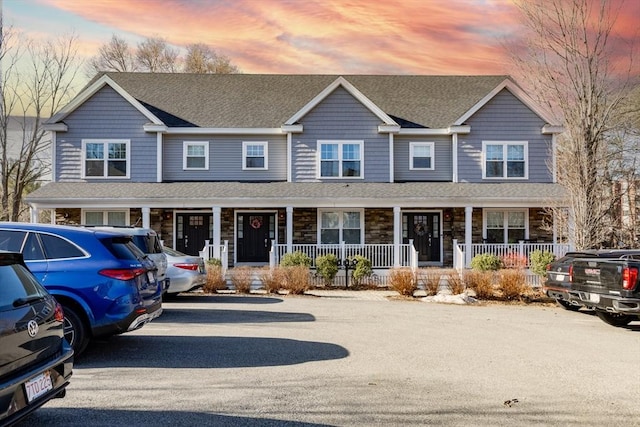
[409,142,435,170]
[317,209,364,245]
[482,208,529,243]
[242,141,268,170]
[183,141,209,170]
[317,140,364,179]
[482,141,528,179]
[81,209,130,226]
[81,139,130,179]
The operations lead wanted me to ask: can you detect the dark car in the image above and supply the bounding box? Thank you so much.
[0,222,163,355]
[0,251,73,426]
[544,249,640,310]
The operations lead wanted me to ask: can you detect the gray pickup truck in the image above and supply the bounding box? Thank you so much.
[569,257,640,326]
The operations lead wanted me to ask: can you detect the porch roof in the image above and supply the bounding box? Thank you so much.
[27,182,567,209]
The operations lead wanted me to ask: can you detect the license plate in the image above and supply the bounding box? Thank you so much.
[588,293,600,303]
[555,274,564,281]
[147,271,155,283]
[24,371,53,403]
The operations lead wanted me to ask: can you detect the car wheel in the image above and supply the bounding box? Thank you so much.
[595,310,635,327]
[63,306,89,355]
[555,299,580,311]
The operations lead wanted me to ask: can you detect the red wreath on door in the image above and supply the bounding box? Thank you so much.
[250,217,263,229]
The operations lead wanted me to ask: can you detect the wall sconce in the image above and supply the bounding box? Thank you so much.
[278,211,285,220]
[163,211,172,220]
[444,211,452,221]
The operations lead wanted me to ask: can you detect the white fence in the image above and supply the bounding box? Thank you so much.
[199,240,229,274]
[453,240,572,270]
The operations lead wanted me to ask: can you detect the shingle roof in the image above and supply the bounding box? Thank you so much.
[27,182,566,208]
[97,73,509,129]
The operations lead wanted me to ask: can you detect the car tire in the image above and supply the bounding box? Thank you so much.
[63,306,89,355]
[595,310,635,327]
[555,299,580,311]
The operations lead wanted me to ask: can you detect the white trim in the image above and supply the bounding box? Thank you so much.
[287,133,292,182]
[397,125,471,136]
[409,142,435,171]
[51,132,57,182]
[481,141,528,180]
[242,141,268,170]
[81,208,130,226]
[452,133,458,183]
[455,79,558,126]
[156,133,162,182]
[166,127,288,135]
[317,208,365,245]
[317,140,364,179]
[286,76,398,126]
[482,208,529,243]
[388,134,394,183]
[81,139,131,179]
[182,141,209,170]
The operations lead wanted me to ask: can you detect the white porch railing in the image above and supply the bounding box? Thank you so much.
[452,240,572,270]
[199,240,229,275]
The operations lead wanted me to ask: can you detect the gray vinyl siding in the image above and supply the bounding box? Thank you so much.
[162,135,287,181]
[292,86,390,182]
[55,86,158,182]
[457,89,553,183]
[393,136,453,182]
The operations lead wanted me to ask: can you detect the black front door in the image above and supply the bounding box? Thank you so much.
[237,213,275,263]
[176,213,212,256]
[403,213,441,263]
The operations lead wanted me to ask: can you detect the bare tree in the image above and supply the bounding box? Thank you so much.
[0,27,81,221]
[136,36,179,73]
[85,34,136,77]
[510,0,638,249]
[183,43,240,74]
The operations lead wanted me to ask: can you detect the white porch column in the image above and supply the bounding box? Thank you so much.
[141,207,151,229]
[464,206,473,268]
[393,206,401,267]
[30,207,39,223]
[212,206,221,259]
[50,209,56,224]
[286,206,293,252]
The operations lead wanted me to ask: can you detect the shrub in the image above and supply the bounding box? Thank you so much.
[207,258,222,267]
[501,252,528,269]
[281,266,311,294]
[280,251,312,267]
[464,270,495,299]
[418,268,443,296]
[351,256,373,286]
[315,254,339,286]
[497,269,528,300]
[204,264,227,292]
[530,250,556,277]
[389,268,418,297]
[259,266,286,294]
[230,266,254,294]
[470,253,502,271]
[445,270,466,295]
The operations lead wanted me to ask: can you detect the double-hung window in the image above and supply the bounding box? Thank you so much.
[410,142,435,170]
[83,210,128,226]
[318,140,363,178]
[183,141,209,170]
[485,210,527,243]
[319,210,362,244]
[82,139,129,178]
[483,141,527,179]
[243,141,268,170]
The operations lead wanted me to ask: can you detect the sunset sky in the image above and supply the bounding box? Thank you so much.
[3,0,639,82]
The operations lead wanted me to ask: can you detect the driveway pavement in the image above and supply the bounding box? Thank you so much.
[18,293,640,426]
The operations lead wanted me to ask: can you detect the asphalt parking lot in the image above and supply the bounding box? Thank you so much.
[18,292,640,426]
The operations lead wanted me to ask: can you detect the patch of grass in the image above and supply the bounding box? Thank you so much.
[389,268,418,297]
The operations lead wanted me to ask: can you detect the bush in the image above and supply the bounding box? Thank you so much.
[230,266,254,294]
[280,251,312,267]
[315,254,339,285]
[259,266,286,294]
[389,268,418,297]
[497,269,528,300]
[501,252,528,269]
[464,270,495,299]
[204,264,227,292]
[207,258,222,267]
[351,256,373,286]
[530,250,555,277]
[281,266,311,294]
[470,253,502,271]
[418,268,443,296]
[446,270,466,295]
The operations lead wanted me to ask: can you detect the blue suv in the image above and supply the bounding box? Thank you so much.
[0,222,163,355]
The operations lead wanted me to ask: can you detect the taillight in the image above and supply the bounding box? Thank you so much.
[54,302,65,322]
[174,263,199,271]
[622,267,638,290]
[99,268,146,281]
[569,264,574,282]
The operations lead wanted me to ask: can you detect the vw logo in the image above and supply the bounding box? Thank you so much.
[27,320,39,337]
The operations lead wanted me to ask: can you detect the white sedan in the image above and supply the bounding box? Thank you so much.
[162,246,207,296]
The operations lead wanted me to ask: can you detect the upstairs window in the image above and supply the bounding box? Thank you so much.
[82,139,129,178]
[318,140,363,178]
[183,141,209,170]
[243,141,268,170]
[483,141,527,179]
[410,142,435,170]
